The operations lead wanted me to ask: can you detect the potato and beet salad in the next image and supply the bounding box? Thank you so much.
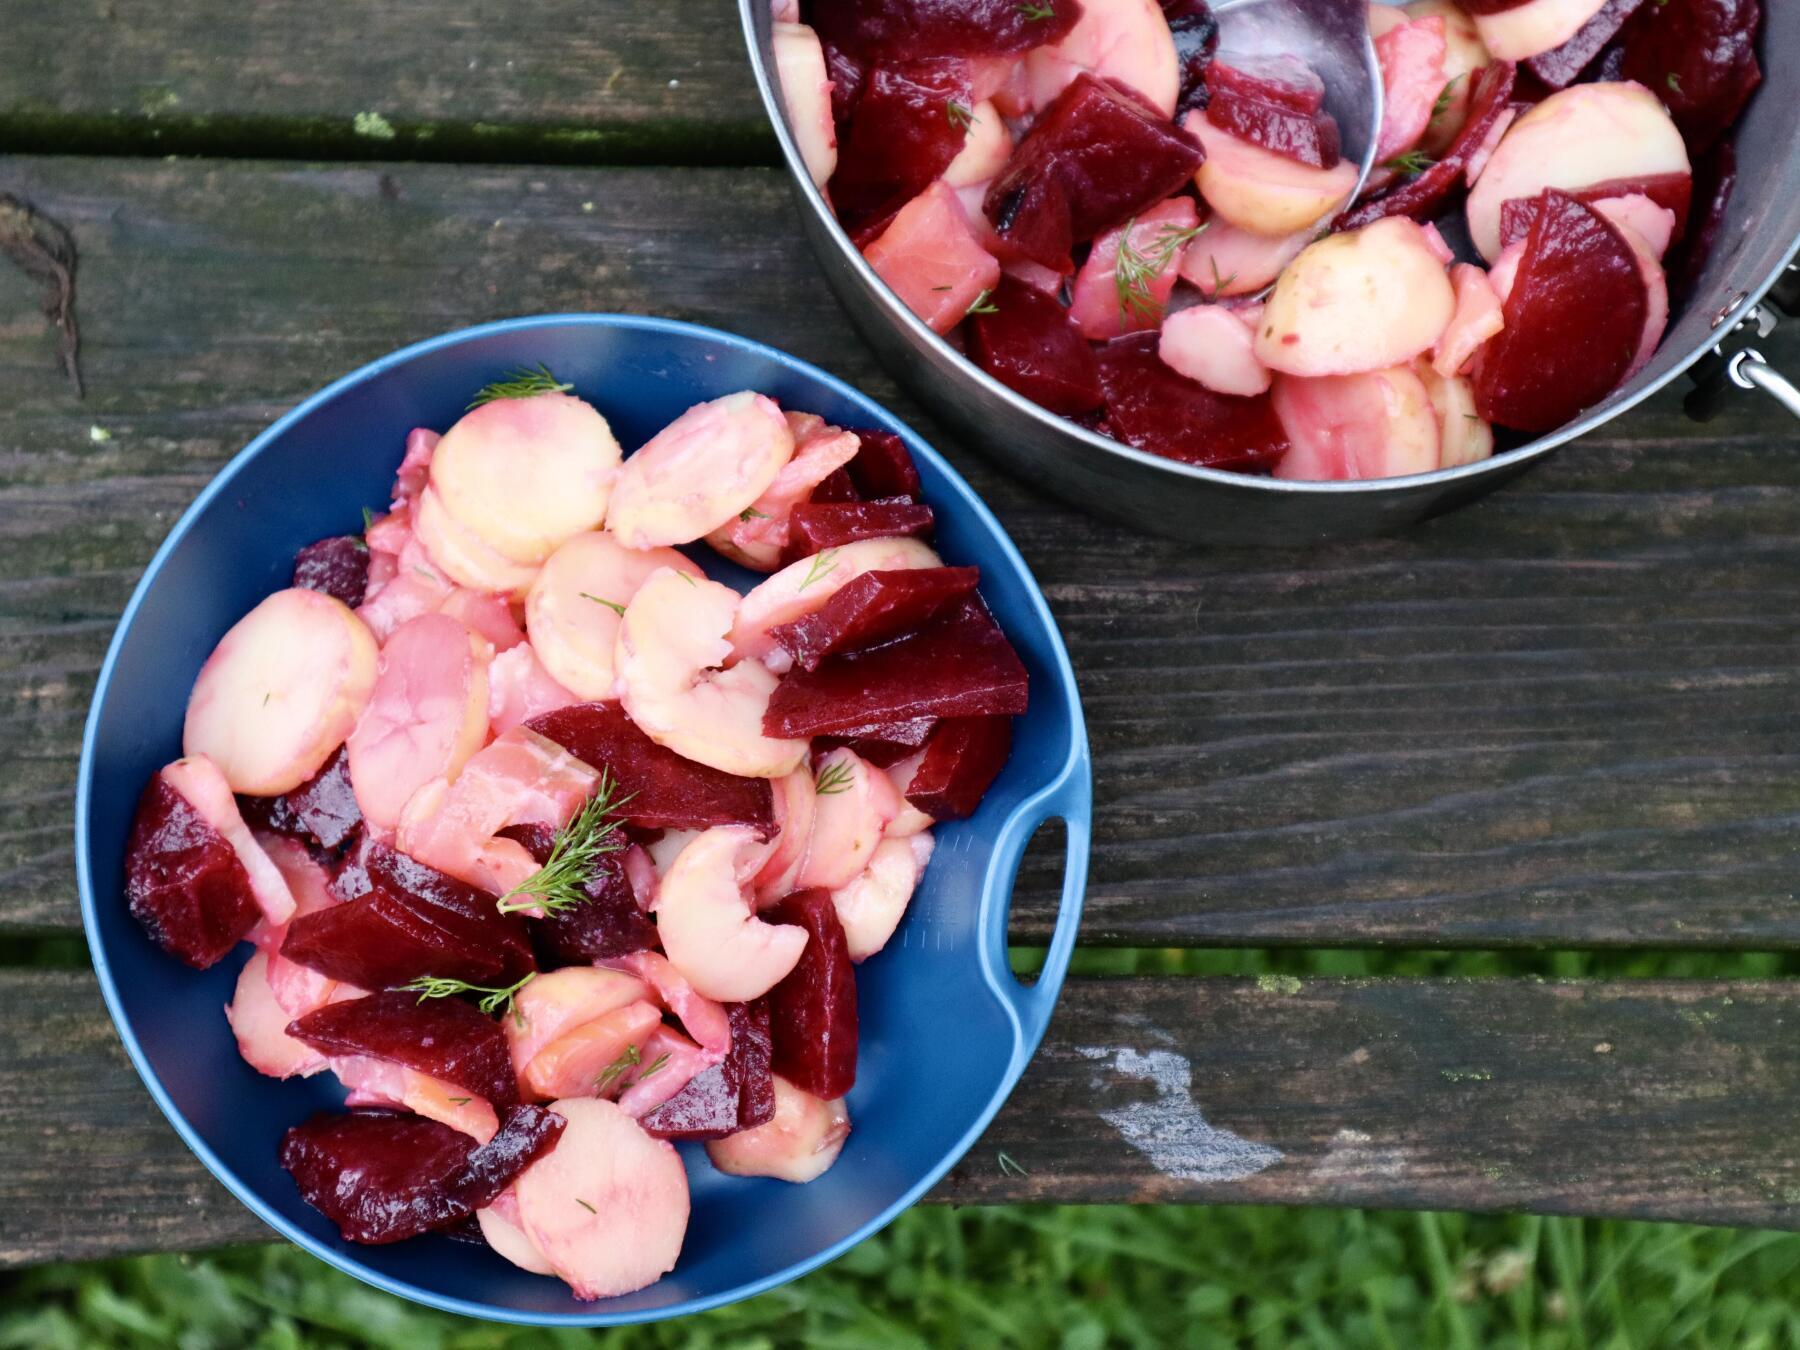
[773,0,1761,479]
[121,368,1029,1301]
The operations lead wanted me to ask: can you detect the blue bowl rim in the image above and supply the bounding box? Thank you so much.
[73,312,1092,1326]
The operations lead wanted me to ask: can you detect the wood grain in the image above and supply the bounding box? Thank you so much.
[4,969,1796,1265]
[0,0,772,162]
[5,156,1800,950]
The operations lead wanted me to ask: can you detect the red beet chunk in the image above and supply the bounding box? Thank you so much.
[498,823,657,964]
[291,535,370,609]
[281,1111,473,1244]
[829,61,973,235]
[1474,191,1648,434]
[810,467,861,504]
[641,1000,776,1140]
[844,428,923,501]
[1620,0,1760,155]
[1335,61,1517,231]
[822,36,866,127]
[1458,0,1539,12]
[1496,171,1693,251]
[816,717,939,767]
[1161,0,1220,116]
[445,1104,566,1210]
[1524,0,1645,89]
[1094,332,1289,471]
[984,74,1205,269]
[810,0,1082,63]
[288,988,520,1107]
[330,829,376,901]
[765,597,1028,738]
[366,845,534,983]
[772,567,981,671]
[781,500,935,567]
[525,702,774,833]
[237,746,362,851]
[764,891,858,1099]
[1206,52,1325,113]
[966,274,1104,415]
[1206,88,1338,168]
[1669,139,1736,299]
[281,893,495,988]
[124,774,261,969]
[902,717,1014,820]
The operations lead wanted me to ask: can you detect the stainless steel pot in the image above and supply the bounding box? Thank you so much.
[741,2,1800,544]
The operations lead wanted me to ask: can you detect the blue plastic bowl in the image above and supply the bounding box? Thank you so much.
[74,315,1091,1326]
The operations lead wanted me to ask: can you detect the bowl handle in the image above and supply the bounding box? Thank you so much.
[978,750,1093,1054]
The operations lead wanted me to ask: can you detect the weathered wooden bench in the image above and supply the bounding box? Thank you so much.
[5,0,1800,1272]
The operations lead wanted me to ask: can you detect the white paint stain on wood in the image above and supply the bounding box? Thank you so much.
[1314,1127,1408,1183]
[1078,1047,1283,1183]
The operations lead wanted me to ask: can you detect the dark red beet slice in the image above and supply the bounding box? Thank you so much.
[764,891,858,1099]
[902,716,1015,820]
[829,61,973,235]
[1161,0,1220,116]
[281,893,499,988]
[365,845,534,983]
[822,35,866,128]
[1334,60,1517,231]
[1524,0,1646,89]
[291,535,370,609]
[771,567,981,671]
[330,828,376,901]
[237,745,362,851]
[843,428,923,501]
[1458,0,1538,13]
[124,773,261,970]
[1206,52,1325,113]
[288,988,519,1107]
[641,1000,776,1139]
[781,500,935,567]
[810,467,861,504]
[811,0,1082,63]
[280,1105,563,1244]
[1668,138,1736,300]
[966,274,1104,415]
[1474,190,1648,433]
[983,74,1205,270]
[1205,88,1338,168]
[815,717,939,767]
[1094,332,1289,471]
[525,702,774,833]
[1619,0,1761,155]
[497,823,657,965]
[1496,172,1693,251]
[765,596,1028,738]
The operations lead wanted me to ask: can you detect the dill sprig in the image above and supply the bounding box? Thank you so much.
[798,547,841,591]
[639,1051,670,1081]
[1382,149,1436,178]
[815,759,856,796]
[964,287,999,317]
[1429,75,1461,123]
[1665,71,1682,94]
[997,1150,1029,1177]
[596,1044,671,1095]
[1017,1,1056,18]
[1204,255,1239,298]
[495,772,633,915]
[1114,219,1206,321]
[580,591,626,616]
[398,971,536,1025]
[739,506,769,522]
[468,363,574,409]
[946,99,976,132]
[361,506,376,535]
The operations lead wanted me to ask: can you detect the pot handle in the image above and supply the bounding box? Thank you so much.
[1723,350,1800,421]
[1685,266,1800,423]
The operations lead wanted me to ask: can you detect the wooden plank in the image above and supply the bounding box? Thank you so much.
[0,0,773,163]
[5,157,1800,949]
[5,969,1798,1264]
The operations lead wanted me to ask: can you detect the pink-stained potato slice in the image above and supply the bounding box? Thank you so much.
[1372,1,1492,153]
[653,826,808,1002]
[1158,305,1272,397]
[603,951,732,1062]
[1068,197,1200,341]
[754,766,818,902]
[1594,193,1677,262]
[476,1187,556,1276]
[429,391,622,565]
[1473,0,1607,61]
[1255,217,1456,377]
[182,588,378,796]
[516,1098,690,1300]
[731,536,943,663]
[254,835,348,1014]
[390,427,439,507]
[1431,262,1505,378]
[1025,0,1180,117]
[438,589,525,654]
[942,101,1014,189]
[520,1001,664,1101]
[862,182,1003,337]
[160,756,296,927]
[773,22,837,189]
[1272,365,1444,481]
[704,415,862,572]
[226,949,330,1079]
[704,1075,850,1183]
[831,832,935,961]
[1373,15,1448,164]
[1415,361,1496,469]
[485,643,580,738]
[616,570,809,778]
[795,749,902,891]
[1612,216,1670,383]
[614,1025,713,1118]
[1177,220,1312,299]
[1465,81,1690,261]
[1188,114,1359,239]
[526,531,703,699]
[344,613,491,832]
[331,1054,500,1143]
[883,750,936,837]
[506,967,654,1079]
[413,485,541,597]
[607,392,795,550]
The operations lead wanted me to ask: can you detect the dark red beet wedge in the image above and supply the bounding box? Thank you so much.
[498,823,657,964]
[1334,60,1517,231]
[1161,0,1220,116]
[1496,171,1693,250]
[330,828,377,901]
[365,845,535,983]
[1474,190,1648,433]
[1619,0,1760,155]
[1669,139,1736,300]
[966,274,1105,415]
[443,1104,566,1210]
[1458,0,1540,13]
[125,773,261,970]
[811,0,1082,63]
[280,893,499,988]
[902,716,1015,820]
[765,597,1028,738]
[810,467,862,504]
[288,988,519,1107]
[641,1000,776,1140]
[237,745,362,851]
[816,717,939,767]
[526,702,774,833]
[829,61,974,234]
[781,500,935,566]
[291,535,371,609]
[1206,89,1338,168]
[1095,332,1290,471]
[1524,0,1646,89]
[984,74,1205,269]
[765,890,859,1099]
[1205,52,1325,113]
[823,36,866,127]
[771,567,981,671]
[844,428,923,501]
